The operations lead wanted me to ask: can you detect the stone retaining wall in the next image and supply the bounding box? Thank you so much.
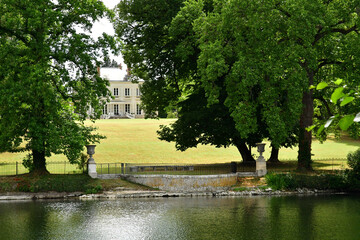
[121,173,238,192]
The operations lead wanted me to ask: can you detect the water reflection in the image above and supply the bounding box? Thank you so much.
[0,195,359,240]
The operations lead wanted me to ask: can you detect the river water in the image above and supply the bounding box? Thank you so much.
[0,195,359,240]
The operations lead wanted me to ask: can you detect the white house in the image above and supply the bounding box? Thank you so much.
[98,67,144,119]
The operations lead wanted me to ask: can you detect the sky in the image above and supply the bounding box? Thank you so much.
[90,0,124,66]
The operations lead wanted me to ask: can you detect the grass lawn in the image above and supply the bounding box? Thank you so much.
[0,174,151,193]
[0,119,359,166]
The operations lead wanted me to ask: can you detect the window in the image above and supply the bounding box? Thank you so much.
[136,104,142,115]
[114,104,119,115]
[103,105,107,115]
[125,88,130,96]
[136,88,141,96]
[114,88,119,96]
[125,104,130,113]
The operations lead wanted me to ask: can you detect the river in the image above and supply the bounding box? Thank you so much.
[0,194,359,240]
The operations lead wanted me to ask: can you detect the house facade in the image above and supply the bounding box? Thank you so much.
[99,67,144,119]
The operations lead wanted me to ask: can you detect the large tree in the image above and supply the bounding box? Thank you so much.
[115,0,301,162]
[115,0,301,163]
[0,0,117,174]
[193,0,360,170]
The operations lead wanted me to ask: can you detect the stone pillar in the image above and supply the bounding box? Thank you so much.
[256,143,267,177]
[86,145,97,178]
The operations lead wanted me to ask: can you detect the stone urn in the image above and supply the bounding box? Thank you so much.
[255,143,267,177]
[86,145,97,178]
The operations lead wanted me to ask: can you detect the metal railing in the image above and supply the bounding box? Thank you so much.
[96,163,125,175]
[0,161,84,176]
[0,158,349,177]
[114,163,237,175]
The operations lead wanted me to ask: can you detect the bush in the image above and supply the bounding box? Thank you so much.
[22,154,35,172]
[345,149,360,189]
[85,185,103,194]
[265,173,295,190]
[74,153,88,173]
[347,148,360,176]
[265,172,347,190]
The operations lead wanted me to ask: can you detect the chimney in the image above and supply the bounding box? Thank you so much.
[119,63,122,70]
[96,66,100,75]
[126,67,131,76]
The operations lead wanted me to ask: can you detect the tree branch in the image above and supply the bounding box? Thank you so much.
[274,4,291,18]
[0,26,29,46]
[314,95,333,117]
[332,25,358,35]
[316,59,343,73]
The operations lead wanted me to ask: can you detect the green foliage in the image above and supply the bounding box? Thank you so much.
[115,0,360,170]
[313,80,359,134]
[22,154,34,172]
[0,0,117,172]
[232,187,248,192]
[331,88,345,105]
[265,173,296,190]
[265,173,347,191]
[316,82,328,90]
[114,0,295,163]
[85,185,103,194]
[347,149,360,178]
[74,153,88,174]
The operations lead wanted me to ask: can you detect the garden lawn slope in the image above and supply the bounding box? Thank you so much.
[0,119,359,165]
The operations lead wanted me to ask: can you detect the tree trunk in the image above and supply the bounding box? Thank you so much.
[297,72,314,171]
[234,140,255,162]
[268,145,280,163]
[32,149,49,175]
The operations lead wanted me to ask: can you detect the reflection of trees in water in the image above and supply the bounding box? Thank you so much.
[0,201,51,239]
[268,196,315,240]
[0,200,92,240]
[1,196,359,240]
[161,196,316,240]
[297,196,315,240]
[158,197,271,240]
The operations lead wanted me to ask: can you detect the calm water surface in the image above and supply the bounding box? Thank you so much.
[0,195,359,240]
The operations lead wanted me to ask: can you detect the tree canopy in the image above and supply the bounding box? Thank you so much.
[115,0,299,163]
[115,0,360,170]
[0,0,117,174]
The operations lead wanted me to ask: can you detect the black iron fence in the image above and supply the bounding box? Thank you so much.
[0,158,349,177]
[96,159,348,175]
[0,161,84,176]
[95,162,253,175]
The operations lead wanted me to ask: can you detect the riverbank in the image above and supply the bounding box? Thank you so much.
[0,174,353,201]
[0,186,345,201]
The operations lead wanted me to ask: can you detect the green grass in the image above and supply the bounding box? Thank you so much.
[0,119,359,166]
[0,174,151,193]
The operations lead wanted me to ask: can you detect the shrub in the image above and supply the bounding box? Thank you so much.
[345,149,360,189]
[74,153,88,173]
[22,154,35,172]
[347,148,360,176]
[265,173,347,190]
[85,185,103,194]
[265,173,295,190]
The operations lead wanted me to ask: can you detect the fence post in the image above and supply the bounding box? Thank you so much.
[121,163,124,174]
[108,163,110,174]
[16,162,18,175]
[64,161,66,174]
